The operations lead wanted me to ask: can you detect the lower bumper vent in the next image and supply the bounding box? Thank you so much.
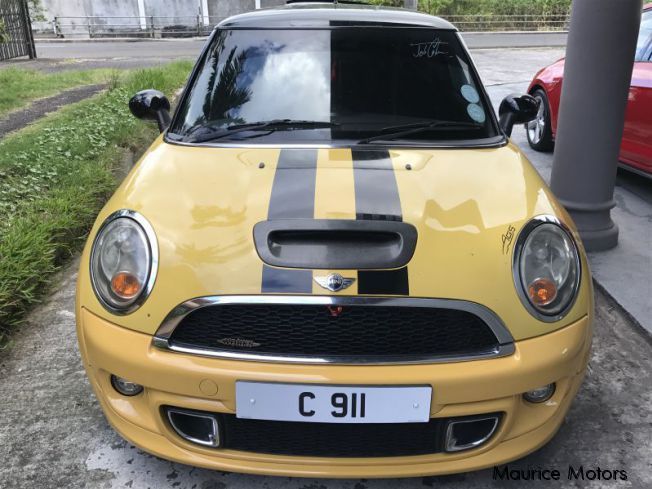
[163,407,501,457]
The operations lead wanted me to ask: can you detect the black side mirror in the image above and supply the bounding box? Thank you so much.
[129,89,171,133]
[498,94,539,137]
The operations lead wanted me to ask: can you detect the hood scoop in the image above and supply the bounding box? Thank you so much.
[253,219,417,270]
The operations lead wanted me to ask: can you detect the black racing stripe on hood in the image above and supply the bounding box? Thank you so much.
[357,268,409,296]
[262,265,313,293]
[267,148,318,220]
[351,149,402,222]
[352,149,409,295]
[262,149,318,293]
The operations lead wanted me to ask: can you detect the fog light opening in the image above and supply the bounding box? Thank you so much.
[444,414,500,452]
[166,407,220,448]
[110,374,143,396]
[523,383,556,403]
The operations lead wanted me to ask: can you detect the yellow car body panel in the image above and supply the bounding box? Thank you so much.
[76,136,593,477]
[77,306,591,478]
[77,138,591,341]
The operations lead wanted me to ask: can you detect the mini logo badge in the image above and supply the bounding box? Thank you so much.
[217,338,261,348]
[314,273,355,292]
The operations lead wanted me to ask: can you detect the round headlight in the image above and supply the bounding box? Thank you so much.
[90,210,157,314]
[514,217,580,321]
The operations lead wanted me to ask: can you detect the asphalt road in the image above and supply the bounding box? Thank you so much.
[35,39,205,62]
[33,31,567,61]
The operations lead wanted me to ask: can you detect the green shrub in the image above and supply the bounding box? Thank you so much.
[0,61,192,344]
[370,0,572,27]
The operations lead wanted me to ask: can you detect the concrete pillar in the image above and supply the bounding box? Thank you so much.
[200,0,210,24]
[550,0,641,251]
[137,0,147,30]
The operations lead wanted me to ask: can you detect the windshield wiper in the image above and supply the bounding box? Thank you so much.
[357,120,484,144]
[185,119,339,143]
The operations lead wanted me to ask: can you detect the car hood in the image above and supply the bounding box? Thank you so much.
[79,137,591,340]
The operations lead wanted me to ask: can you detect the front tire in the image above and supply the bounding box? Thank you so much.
[526,88,554,152]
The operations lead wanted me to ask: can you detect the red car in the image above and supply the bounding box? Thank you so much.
[527,4,652,176]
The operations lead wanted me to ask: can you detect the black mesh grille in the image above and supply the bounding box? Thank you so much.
[168,303,500,360]
[162,407,503,458]
[220,415,445,457]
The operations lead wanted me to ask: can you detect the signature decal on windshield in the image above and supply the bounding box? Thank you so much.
[410,38,448,58]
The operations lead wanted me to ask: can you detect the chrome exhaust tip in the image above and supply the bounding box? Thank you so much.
[444,414,501,452]
[165,407,220,448]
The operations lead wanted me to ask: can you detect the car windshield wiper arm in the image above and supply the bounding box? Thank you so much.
[357,120,484,144]
[186,119,339,143]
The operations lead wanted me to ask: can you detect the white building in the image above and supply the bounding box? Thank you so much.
[34,0,285,37]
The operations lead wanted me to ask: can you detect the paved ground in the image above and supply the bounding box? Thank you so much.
[1,47,651,489]
[462,32,567,49]
[0,84,106,139]
[472,48,564,86]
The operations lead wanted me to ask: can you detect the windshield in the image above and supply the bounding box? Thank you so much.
[170,28,500,145]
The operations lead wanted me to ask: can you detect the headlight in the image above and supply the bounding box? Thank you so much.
[513,216,581,321]
[90,210,158,314]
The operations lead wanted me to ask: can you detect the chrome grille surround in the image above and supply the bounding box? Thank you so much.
[152,295,515,365]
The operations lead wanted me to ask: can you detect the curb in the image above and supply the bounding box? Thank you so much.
[462,30,568,35]
[35,36,209,43]
[592,279,652,345]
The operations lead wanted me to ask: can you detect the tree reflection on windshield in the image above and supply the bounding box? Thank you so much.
[204,48,251,124]
[171,28,499,144]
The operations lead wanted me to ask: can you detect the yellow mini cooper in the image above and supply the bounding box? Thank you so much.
[76,2,593,478]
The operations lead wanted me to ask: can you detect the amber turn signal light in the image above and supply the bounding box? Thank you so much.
[111,271,142,299]
[528,278,557,306]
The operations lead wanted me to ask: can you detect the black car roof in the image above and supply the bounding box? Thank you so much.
[217,2,457,30]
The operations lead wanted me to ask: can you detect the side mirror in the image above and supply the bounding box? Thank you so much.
[498,94,539,137]
[129,89,171,133]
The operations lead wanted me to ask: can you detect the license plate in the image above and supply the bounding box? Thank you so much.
[235,381,432,423]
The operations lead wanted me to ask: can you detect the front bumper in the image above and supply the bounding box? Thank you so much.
[77,308,591,478]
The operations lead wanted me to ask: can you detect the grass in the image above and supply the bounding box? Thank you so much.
[0,60,193,346]
[0,67,117,117]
